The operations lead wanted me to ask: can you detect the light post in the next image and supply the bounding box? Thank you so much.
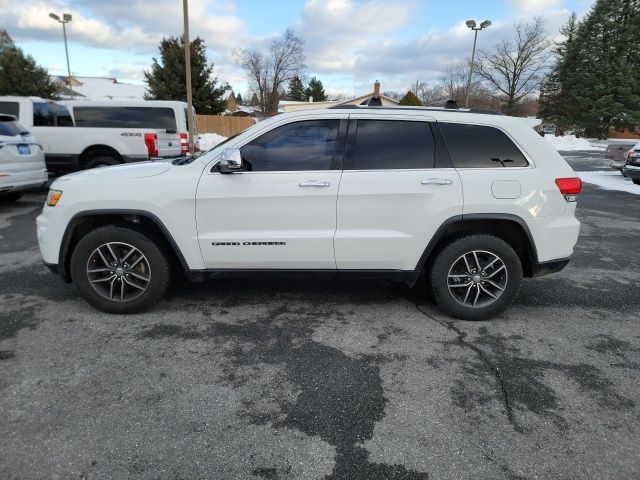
[183,0,195,155]
[464,19,491,108]
[49,13,73,87]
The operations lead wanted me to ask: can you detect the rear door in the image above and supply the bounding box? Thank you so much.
[335,115,463,270]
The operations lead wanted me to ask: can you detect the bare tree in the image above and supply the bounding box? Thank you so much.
[239,29,305,114]
[475,17,552,114]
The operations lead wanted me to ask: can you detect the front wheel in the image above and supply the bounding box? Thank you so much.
[430,235,522,321]
[70,226,170,313]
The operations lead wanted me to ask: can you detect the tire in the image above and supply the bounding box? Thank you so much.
[430,234,522,321]
[633,179,640,186]
[0,192,24,202]
[84,156,121,169]
[70,226,171,314]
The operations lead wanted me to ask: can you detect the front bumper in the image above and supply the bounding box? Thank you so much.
[622,164,640,180]
[531,257,571,277]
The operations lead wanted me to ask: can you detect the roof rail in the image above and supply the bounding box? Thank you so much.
[327,104,504,115]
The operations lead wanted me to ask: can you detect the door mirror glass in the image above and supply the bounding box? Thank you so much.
[219,148,243,172]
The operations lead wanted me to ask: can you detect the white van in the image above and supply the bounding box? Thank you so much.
[61,100,200,154]
[0,97,182,170]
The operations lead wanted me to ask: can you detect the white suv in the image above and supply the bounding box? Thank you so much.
[36,106,582,320]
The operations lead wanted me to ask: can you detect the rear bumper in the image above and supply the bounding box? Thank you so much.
[531,257,571,277]
[0,168,48,192]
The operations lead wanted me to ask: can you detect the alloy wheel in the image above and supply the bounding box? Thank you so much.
[86,242,151,302]
[447,250,508,308]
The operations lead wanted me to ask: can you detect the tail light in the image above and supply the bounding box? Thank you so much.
[144,133,158,157]
[179,133,188,154]
[555,177,582,201]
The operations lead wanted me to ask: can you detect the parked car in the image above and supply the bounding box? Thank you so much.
[36,105,582,320]
[0,96,182,171]
[622,141,640,185]
[605,142,636,174]
[61,99,200,154]
[0,114,48,202]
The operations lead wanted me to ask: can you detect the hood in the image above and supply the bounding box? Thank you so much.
[53,160,172,187]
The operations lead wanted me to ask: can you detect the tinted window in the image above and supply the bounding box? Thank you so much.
[0,102,20,118]
[73,107,177,129]
[0,120,26,137]
[440,123,528,168]
[240,120,339,171]
[348,120,435,170]
[33,102,55,126]
[33,102,74,127]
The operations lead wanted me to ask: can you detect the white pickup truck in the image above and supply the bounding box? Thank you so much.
[0,96,182,170]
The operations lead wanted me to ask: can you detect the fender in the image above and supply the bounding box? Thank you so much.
[58,209,190,281]
[414,213,539,272]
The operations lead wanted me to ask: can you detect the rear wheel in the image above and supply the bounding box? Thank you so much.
[84,155,120,169]
[70,226,170,313]
[430,234,522,321]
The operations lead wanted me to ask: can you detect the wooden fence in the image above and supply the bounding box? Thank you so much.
[196,115,255,137]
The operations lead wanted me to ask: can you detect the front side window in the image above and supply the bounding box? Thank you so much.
[439,123,529,168]
[347,120,435,170]
[73,107,177,129]
[240,120,339,171]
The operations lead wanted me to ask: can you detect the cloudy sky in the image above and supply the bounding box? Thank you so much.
[2,0,595,97]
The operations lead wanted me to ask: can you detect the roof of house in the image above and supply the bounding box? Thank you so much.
[53,76,147,100]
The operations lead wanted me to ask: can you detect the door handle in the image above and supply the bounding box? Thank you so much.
[299,180,331,188]
[421,178,453,185]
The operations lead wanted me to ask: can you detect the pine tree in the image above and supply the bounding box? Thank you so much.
[144,36,228,115]
[399,90,423,106]
[287,75,306,101]
[0,29,14,52]
[0,46,59,98]
[236,93,243,105]
[305,77,327,102]
[558,1,640,137]
[539,12,580,128]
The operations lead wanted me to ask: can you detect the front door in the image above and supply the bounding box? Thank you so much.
[196,119,345,269]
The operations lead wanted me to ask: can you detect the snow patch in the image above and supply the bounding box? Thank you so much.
[578,170,640,195]
[544,134,606,151]
[199,133,227,150]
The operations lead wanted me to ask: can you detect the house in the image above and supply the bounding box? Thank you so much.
[223,90,238,112]
[279,81,399,113]
[53,76,147,100]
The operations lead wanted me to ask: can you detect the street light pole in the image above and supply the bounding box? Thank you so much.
[183,0,195,155]
[464,19,491,108]
[49,13,73,89]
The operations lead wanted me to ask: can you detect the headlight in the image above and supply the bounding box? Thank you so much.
[47,190,62,206]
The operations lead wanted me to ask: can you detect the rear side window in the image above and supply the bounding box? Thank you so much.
[73,107,177,129]
[347,120,435,170]
[439,123,528,168]
[0,119,25,137]
[32,102,73,127]
[0,101,20,118]
[240,120,339,171]
[33,102,55,126]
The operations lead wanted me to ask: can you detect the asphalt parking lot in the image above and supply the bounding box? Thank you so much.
[1,153,639,480]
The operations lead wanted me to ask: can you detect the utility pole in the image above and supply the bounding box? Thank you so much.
[183,0,195,154]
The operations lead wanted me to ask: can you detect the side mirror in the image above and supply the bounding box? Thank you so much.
[218,148,243,173]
